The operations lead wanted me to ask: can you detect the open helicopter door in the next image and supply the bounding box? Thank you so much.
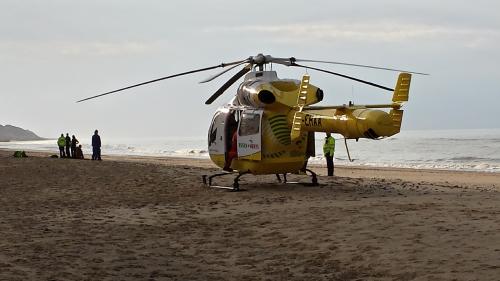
[237,109,263,160]
[208,109,229,156]
[208,109,241,167]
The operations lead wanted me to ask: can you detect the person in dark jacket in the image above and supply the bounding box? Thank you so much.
[65,133,71,158]
[71,135,79,158]
[74,145,84,159]
[92,130,102,160]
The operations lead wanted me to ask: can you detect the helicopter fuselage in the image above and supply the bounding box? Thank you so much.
[207,70,409,174]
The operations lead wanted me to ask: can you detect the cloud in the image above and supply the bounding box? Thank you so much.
[205,22,500,47]
[0,40,161,59]
[59,41,156,56]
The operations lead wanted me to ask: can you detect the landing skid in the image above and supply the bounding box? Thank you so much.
[202,169,318,191]
[202,171,250,191]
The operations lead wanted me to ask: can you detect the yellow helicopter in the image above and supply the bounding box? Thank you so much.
[78,53,427,190]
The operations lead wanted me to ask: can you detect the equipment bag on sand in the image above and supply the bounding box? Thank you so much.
[13,151,28,158]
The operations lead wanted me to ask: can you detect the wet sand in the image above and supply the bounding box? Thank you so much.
[1,149,499,280]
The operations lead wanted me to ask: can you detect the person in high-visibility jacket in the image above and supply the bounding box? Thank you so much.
[57,134,66,158]
[323,132,335,176]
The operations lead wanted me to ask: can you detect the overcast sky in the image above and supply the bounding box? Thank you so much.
[1,0,499,138]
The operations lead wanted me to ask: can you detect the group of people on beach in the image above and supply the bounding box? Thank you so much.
[57,133,83,159]
[57,130,102,161]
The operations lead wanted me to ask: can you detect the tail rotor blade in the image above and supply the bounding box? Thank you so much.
[76,59,247,103]
[205,64,252,104]
[292,63,394,92]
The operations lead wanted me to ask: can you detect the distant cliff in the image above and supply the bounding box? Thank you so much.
[0,124,44,142]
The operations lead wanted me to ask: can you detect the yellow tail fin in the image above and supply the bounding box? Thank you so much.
[389,73,411,135]
[392,73,412,103]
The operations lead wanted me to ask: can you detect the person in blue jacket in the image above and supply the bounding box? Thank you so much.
[91,130,102,160]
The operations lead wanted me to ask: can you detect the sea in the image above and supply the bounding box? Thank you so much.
[1,128,499,173]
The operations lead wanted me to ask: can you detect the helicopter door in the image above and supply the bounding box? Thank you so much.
[237,109,263,160]
[208,110,228,155]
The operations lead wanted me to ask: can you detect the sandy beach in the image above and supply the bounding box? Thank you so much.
[1,149,500,280]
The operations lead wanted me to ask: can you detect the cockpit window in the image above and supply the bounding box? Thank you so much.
[208,112,220,146]
[239,113,260,136]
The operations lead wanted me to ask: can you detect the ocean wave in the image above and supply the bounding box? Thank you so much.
[430,138,500,142]
[173,149,208,156]
[308,156,500,172]
[348,162,500,172]
[446,156,500,162]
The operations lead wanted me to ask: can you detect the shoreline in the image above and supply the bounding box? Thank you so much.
[2,147,499,173]
[3,148,499,190]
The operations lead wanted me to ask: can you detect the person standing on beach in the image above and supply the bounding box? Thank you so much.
[57,134,66,158]
[71,135,79,158]
[323,132,335,176]
[92,130,102,160]
[65,133,71,158]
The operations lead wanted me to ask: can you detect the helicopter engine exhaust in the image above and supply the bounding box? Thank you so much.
[315,88,324,102]
[258,90,276,104]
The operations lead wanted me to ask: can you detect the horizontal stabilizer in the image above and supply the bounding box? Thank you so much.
[303,103,401,110]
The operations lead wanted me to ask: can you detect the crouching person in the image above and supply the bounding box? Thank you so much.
[74,145,85,159]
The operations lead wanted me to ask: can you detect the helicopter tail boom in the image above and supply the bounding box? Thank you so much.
[293,73,412,139]
[296,108,400,139]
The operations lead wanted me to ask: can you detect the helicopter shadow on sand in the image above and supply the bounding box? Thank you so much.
[202,172,320,192]
[200,172,400,197]
[199,171,431,205]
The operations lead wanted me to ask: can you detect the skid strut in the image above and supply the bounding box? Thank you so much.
[275,173,288,183]
[276,170,318,186]
[304,169,319,186]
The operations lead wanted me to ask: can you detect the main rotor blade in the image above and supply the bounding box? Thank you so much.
[291,63,394,92]
[76,59,247,103]
[205,64,252,105]
[293,58,429,75]
[199,60,249,83]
